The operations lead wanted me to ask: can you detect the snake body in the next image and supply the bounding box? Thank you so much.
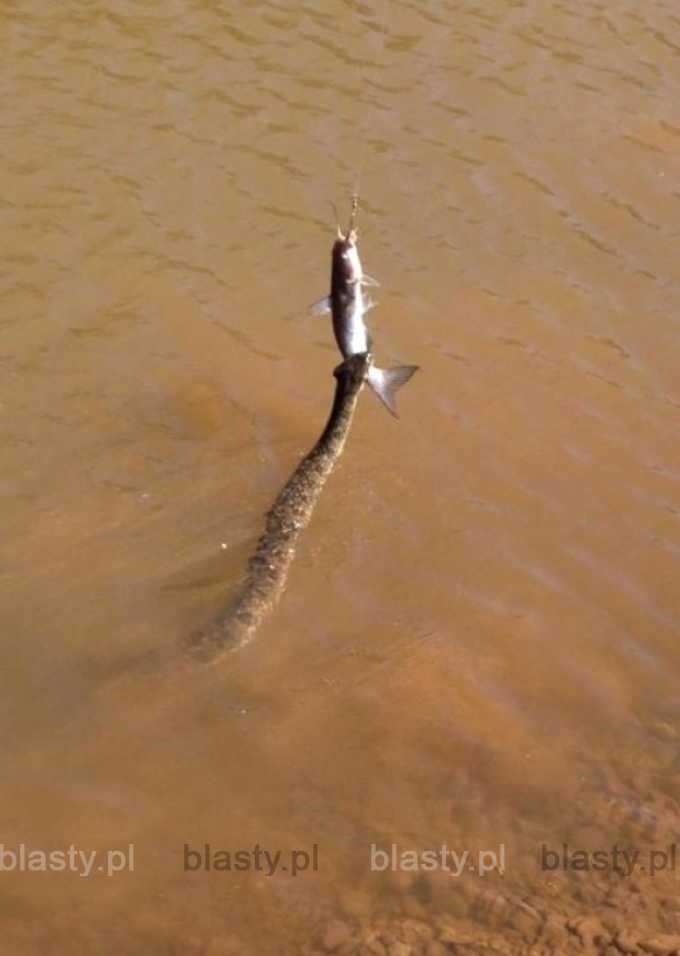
[183,351,371,662]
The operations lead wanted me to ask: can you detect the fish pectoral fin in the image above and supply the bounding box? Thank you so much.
[308,296,332,317]
[364,297,378,313]
[361,274,380,288]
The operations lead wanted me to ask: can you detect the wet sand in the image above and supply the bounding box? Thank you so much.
[2,0,680,952]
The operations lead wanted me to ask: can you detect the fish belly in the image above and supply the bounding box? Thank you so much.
[345,297,369,355]
[347,318,369,355]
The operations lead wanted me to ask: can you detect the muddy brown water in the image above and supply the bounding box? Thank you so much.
[2,1,680,953]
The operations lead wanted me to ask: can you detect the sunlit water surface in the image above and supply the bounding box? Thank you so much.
[2,0,680,951]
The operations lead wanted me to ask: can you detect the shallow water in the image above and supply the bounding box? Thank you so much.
[2,0,680,952]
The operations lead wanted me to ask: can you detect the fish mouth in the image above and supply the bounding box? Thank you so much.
[337,226,358,245]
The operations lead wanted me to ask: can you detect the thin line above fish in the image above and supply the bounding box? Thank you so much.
[311,198,418,417]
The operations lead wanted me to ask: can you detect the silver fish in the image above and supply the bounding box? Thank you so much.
[311,199,418,417]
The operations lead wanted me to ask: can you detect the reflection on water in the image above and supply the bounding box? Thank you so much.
[2,0,680,951]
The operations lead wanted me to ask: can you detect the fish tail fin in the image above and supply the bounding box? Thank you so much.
[367,364,419,418]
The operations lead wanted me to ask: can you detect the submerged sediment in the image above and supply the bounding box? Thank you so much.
[182,352,371,662]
